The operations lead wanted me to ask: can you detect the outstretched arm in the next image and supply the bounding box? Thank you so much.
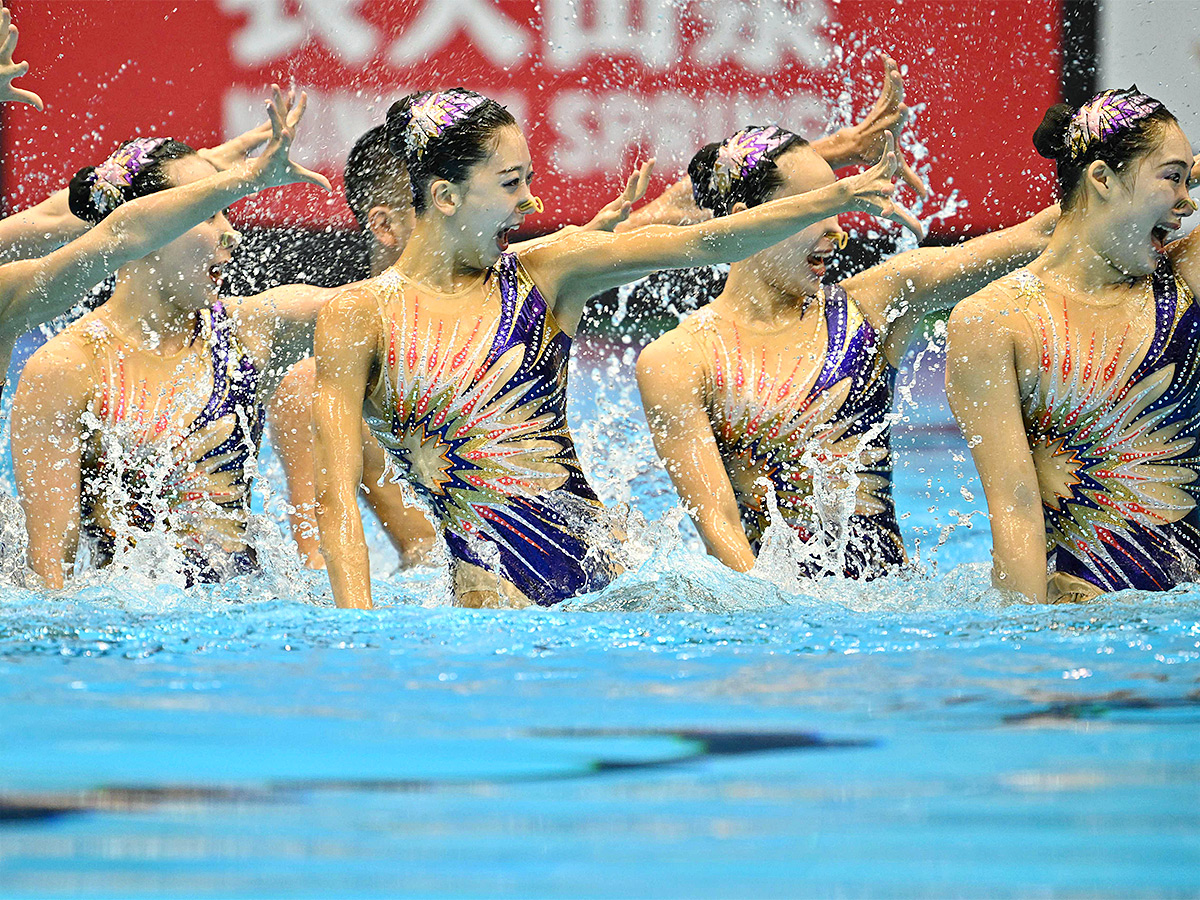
[240,282,339,388]
[0,190,90,264]
[313,291,379,609]
[0,86,330,344]
[615,53,924,233]
[637,334,755,570]
[524,135,922,335]
[0,119,280,264]
[946,293,1046,603]
[811,54,925,196]
[844,205,1059,365]
[11,339,92,588]
[516,159,656,251]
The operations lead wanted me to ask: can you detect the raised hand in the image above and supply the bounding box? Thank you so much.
[0,4,42,111]
[845,54,924,197]
[198,119,273,172]
[245,84,332,192]
[582,158,656,232]
[844,132,924,241]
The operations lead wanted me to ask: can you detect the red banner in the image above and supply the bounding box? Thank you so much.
[5,0,1063,236]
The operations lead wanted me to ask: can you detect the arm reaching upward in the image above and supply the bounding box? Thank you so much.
[844,205,1059,365]
[0,118,286,264]
[0,85,331,345]
[811,54,925,196]
[617,53,925,232]
[524,134,923,335]
[0,4,41,110]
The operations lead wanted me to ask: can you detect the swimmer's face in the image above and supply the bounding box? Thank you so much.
[739,146,844,296]
[1091,121,1194,277]
[143,154,240,310]
[446,125,535,269]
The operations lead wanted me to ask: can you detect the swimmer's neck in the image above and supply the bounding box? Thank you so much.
[1032,211,1146,292]
[393,220,487,293]
[716,261,813,325]
[103,266,203,352]
[369,240,403,278]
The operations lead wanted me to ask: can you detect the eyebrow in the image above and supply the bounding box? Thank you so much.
[1161,159,1192,170]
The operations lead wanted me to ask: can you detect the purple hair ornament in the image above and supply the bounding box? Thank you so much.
[1067,87,1164,161]
[89,136,169,215]
[406,90,487,158]
[711,125,794,197]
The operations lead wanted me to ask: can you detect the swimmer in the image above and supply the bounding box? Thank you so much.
[617,55,926,232]
[0,118,273,264]
[636,125,1058,578]
[0,19,317,394]
[268,125,436,571]
[12,87,338,588]
[268,124,653,570]
[313,88,921,610]
[948,88,1200,603]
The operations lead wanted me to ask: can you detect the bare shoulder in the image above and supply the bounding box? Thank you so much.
[15,324,95,401]
[636,322,708,404]
[315,282,383,350]
[947,272,1030,343]
[639,323,703,372]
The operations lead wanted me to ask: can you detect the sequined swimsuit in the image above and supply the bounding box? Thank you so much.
[1016,260,1200,594]
[79,302,263,584]
[364,254,616,605]
[681,283,904,578]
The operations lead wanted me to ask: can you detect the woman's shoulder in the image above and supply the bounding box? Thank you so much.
[638,314,710,378]
[38,310,111,356]
[947,270,1035,350]
[18,318,100,396]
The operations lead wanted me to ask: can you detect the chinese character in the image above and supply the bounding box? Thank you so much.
[544,0,680,72]
[388,1,532,68]
[220,0,380,66]
[691,0,832,73]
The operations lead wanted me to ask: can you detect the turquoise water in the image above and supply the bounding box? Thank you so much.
[0,336,1198,898]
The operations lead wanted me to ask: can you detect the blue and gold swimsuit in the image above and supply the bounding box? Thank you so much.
[681,282,904,578]
[79,301,263,584]
[364,253,617,606]
[1016,259,1200,596]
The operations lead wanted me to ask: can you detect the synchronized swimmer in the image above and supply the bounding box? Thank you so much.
[3,1,1199,608]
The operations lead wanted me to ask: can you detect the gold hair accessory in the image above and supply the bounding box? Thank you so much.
[517,196,544,214]
[826,230,849,250]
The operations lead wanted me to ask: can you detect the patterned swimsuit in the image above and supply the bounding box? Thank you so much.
[1016,260,1200,594]
[79,302,263,584]
[681,283,904,578]
[364,254,616,606]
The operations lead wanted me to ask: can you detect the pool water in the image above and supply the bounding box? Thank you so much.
[0,335,1198,898]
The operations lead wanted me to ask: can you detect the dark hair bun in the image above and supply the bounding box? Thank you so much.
[386,95,420,160]
[1033,103,1074,160]
[67,166,105,223]
[687,142,723,215]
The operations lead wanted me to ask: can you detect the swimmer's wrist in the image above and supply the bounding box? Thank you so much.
[815,128,860,169]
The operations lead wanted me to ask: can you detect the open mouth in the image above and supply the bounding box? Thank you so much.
[807,252,830,279]
[1151,224,1176,255]
[495,224,519,252]
[208,263,225,288]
